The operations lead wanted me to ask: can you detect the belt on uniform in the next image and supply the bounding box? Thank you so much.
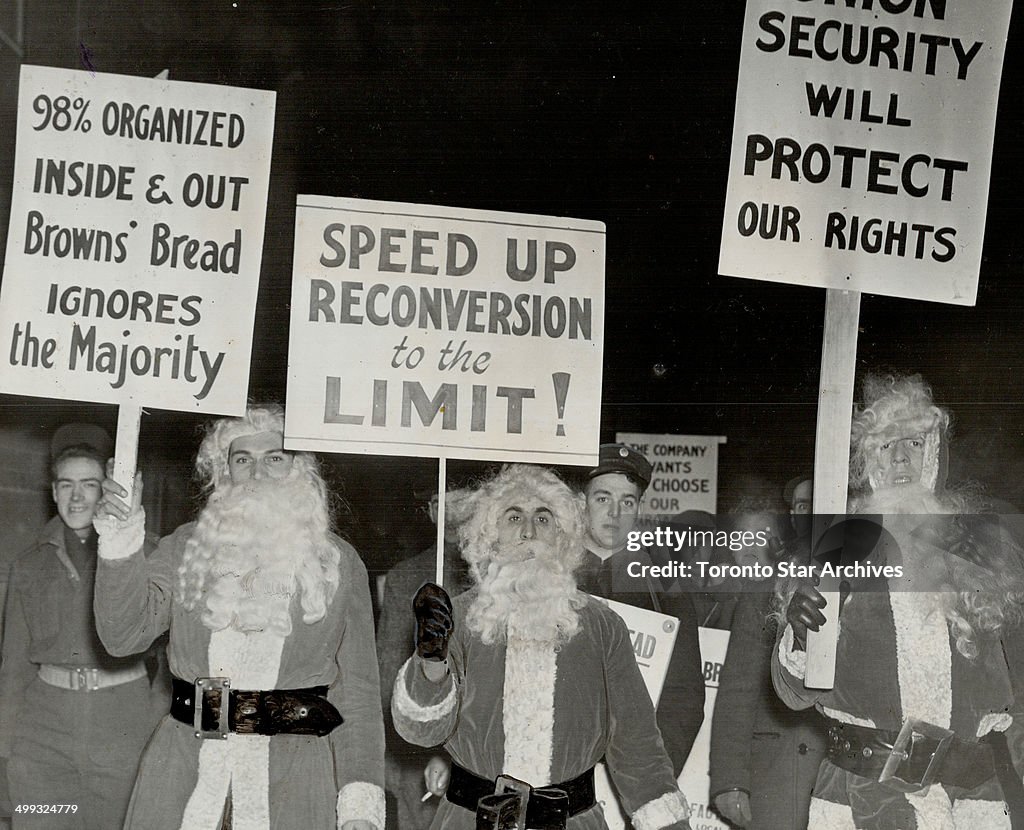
[447,762,595,829]
[38,662,147,691]
[826,718,996,792]
[170,675,343,740]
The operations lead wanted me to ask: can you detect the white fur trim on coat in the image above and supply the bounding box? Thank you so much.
[952,798,1011,828]
[807,796,858,830]
[890,591,952,728]
[890,592,954,829]
[977,712,1012,737]
[821,706,876,728]
[178,628,285,830]
[392,658,458,722]
[94,508,146,560]
[630,790,691,830]
[905,782,954,830]
[777,624,807,680]
[502,637,556,785]
[336,781,385,829]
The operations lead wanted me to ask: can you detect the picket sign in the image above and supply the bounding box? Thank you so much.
[0,66,276,496]
[718,0,1014,688]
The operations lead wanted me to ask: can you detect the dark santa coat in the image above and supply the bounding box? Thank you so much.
[94,516,386,830]
[773,577,1018,830]
[392,589,691,830]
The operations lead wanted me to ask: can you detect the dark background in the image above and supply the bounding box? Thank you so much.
[0,1,1021,571]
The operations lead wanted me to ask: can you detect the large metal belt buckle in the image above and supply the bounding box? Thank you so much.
[493,774,532,830]
[71,667,99,691]
[193,676,231,740]
[879,718,955,793]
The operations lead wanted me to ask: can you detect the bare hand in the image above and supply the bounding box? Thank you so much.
[96,459,144,522]
[714,790,752,827]
[424,755,451,797]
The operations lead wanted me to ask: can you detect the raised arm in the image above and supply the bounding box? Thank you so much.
[771,582,828,711]
[93,469,176,656]
[391,583,461,749]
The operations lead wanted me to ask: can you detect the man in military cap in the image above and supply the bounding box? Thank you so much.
[0,424,166,830]
[576,444,705,779]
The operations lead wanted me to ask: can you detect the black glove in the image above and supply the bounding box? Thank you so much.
[786,581,827,650]
[785,577,853,649]
[414,582,454,661]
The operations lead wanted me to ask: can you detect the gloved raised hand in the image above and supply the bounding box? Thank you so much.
[786,581,827,650]
[413,582,454,662]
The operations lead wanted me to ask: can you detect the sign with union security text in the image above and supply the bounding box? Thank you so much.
[719,0,1013,305]
[286,196,605,464]
[0,65,275,413]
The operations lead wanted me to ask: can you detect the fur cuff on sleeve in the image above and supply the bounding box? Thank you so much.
[392,657,457,723]
[777,624,807,680]
[336,781,385,829]
[977,712,1012,737]
[94,509,146,561]
[631,790,691,830]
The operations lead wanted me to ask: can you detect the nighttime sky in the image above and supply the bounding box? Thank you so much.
[2,1,1023,545]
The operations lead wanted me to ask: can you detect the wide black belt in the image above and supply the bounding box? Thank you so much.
[447,762,595,828]
[826,719,996,792]
[170,676,342,739]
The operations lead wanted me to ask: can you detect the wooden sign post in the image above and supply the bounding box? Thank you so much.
[435,456,447,586]
[804,289,860,687]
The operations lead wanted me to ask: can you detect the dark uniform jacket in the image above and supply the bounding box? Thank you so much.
[576,545,705,776]
[709,592,826,830]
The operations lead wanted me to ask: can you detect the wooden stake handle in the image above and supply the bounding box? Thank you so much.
[435,456,447,587]
[805,289,860,689]
[113,404,142,504]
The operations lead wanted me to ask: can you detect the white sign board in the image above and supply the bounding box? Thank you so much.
[286,196,605,464]
[719,0,1013,306]
[0,66,276,413]
[616,432,725,516]
[678,627,732,830]
[592,596,680,829]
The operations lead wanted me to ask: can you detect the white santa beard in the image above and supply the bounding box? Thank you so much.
[182,474,331,634]
[469,542,581,645]
[857,482,954,592]
[858,481,944,516]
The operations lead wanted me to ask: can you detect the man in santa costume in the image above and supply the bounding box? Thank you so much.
[92,404,385,830]
[773,374,1024,829]
[391,463,692,830]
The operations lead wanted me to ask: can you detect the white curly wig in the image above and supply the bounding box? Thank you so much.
[459,463,586,581]
[849,373,948,495]
[460,464,588,645]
